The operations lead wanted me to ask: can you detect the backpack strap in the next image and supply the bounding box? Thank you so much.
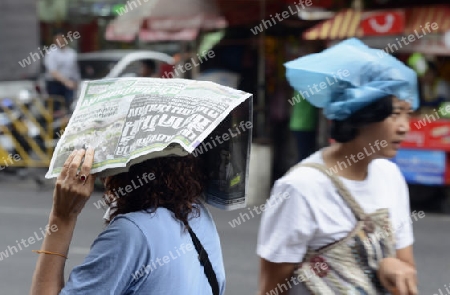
[288,162,367,221]
[186,224,220,295]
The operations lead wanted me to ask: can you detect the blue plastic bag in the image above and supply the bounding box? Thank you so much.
[285,38,419,120]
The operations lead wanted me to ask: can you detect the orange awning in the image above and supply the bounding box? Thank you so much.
[303,9,362,40]
[404,5,450,34]
[303,5,450,40]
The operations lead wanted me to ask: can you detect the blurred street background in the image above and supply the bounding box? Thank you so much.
[2,0,450,294]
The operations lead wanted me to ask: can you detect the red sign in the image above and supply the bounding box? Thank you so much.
[360,10,405,36]
[401,119,450,151]
[425,120,450,151]
[401,118,428,149]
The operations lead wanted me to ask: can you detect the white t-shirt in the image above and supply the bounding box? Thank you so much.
[257,149,414,294]
[44,47,80,82]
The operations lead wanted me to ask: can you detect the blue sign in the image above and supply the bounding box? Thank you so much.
[391,149,446,185]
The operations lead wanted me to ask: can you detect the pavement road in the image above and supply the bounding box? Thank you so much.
[1,174,449,295]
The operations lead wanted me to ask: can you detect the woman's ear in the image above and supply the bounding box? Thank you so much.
[330,120,359,143]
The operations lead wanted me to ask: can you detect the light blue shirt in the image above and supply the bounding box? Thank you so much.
[60,203,226,295]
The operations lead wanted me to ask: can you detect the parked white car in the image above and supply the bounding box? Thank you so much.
[35,50,175,111]
[74,50,174,109]
[77,50,175,80]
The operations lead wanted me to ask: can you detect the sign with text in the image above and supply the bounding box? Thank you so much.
[392,149,446,185]
[360,10,405,36]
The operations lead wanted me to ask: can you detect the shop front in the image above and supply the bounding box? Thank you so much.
[362,6,450,197]
[302,4,450,212]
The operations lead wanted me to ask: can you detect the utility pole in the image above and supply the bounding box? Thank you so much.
[257,0,266,139]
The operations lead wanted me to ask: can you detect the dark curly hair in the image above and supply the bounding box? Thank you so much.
[330,95,393,143]
[103,155,207,226]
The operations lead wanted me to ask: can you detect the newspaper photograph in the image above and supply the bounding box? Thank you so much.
[201,98,253,210]
[46,77,253,210]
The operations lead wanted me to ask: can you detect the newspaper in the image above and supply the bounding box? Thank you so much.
[46,77,253,210]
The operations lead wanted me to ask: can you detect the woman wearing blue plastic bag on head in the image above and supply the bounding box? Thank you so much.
[257,39,418,295]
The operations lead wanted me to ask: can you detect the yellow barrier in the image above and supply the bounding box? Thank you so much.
[0,96,68,168]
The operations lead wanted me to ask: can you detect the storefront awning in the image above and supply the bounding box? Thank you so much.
[105,0,227,42]
[404,5,450,34]
[303,5,450,41]
[303,9,363,40]
[363,5,450,56]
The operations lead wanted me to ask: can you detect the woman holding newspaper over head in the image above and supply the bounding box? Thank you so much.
[30,148,226,295]
[29,77,254,295]
[27,77,260,294]
[257,38,419,295]
[29,148,226,295]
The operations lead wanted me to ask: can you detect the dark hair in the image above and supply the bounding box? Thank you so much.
[330,95,393,143]
[52,29,65,37]
[142,59,156,72]
[103,155,207,225]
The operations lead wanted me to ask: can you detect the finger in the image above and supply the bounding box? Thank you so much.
[379,273,395,291]
[395,276,408,295]
[67,149,86,180]
[53,180,63,207]
[80,148,95,178]
[406,277,418,295]
[53,179,69,217]
[83,173,97,189]
[74,175,97,213]
[59,150,78,180]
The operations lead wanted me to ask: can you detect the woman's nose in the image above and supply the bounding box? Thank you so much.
[398,116,410,133]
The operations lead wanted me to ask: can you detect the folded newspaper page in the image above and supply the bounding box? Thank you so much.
[46,77,253,210]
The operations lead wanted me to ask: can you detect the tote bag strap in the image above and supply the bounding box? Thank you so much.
[186,224,220,295]
[289,162,367,221]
